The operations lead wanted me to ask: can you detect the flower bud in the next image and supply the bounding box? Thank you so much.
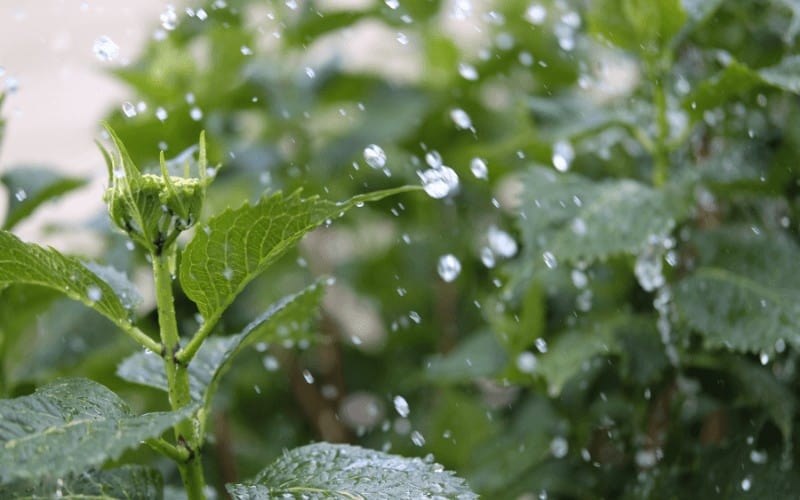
[100,125,211,255]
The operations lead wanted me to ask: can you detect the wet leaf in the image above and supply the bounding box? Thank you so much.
[180,187,417,328]
[0,465,163,499]
[518,167,693,264]
[1,167,87,231]
[118,281,327,408]
[424,332,507,384]
[226,442,477,499]
[0,378,194,483]
[0,231,141,326]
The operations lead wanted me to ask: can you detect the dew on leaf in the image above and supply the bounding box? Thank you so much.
[470,157,488,179]
[363,144,387,169]
[121,101,137,117]
[14,189,27,202]
[222,267,234,281]
[86,285,102,303]
[393,395,410,417]
[418,166,459,199]
[634,246,664,292]
[92,36,119,62]
[437,254,462,282]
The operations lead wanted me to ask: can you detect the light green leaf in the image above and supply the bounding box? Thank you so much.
[180,186,417,328]
[518,167,692,264]
[0,231,140,326]
[588,0,687,57]
[537,319,621,396]
[118,281,327,407]
[674,227,800,353]
[226,442,478,499]
[0,378,194,483]
[0,465,163,500]
[1,167,87,231]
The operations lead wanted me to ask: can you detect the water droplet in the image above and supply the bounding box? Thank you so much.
[92,36,119,62]
[634,246,664,292]
[488,226,518,258]
[525,3,547,25]
[240,45,253,55]
[571,269,588,288]
[418,166,459,199]
[87,285,102,302]
[222,267,234,281]
[450,108,473,130]
[437,254,462,282]
[542,251,557,269]
[160,5,178,31]
[155,107,168,122]
[122,101,137,117]
[425,150,442,168]
[4,76,18,94]
[396,32,409,45]
[535,338,548,353]
[741,476,752,492]
[302,369,315,384]
[393,395,410,417]
[14,189,27,202]
[262,355,280,372]
[385,0,400,9]
[458,62,479,81]
[550,436,569,458]
[190,107,203,121]
[749,449,768,464]
[411,430,426,446]
[470,157,488,179]
[363,144,387,169]
[285,0,298,10]
[304,66,316,79]
[196,8,208,20]
[552,140,574,172]
[516,351,537,373]
[480,247,496,268]
[409,311,421,323]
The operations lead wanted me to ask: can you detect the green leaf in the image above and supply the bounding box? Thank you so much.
[118,281,327,407]
[1,167,87,231]
[517,167,692,264]
[674,227,800,353]
[537,318,622,396]
[0,378,194,483]
[588,0,687,57]
[424,332,507,384]
[0,465,163,500]
[729,357,794,441]
[226,442,478,499]
[0,231,140,326]
[180,186,417,328]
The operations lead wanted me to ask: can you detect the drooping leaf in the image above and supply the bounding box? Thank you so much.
[0,167,87,231]
[0,231,140,326]
[118,281,327,407]
[179,186,417,328]
[226,442,478,499]
[0,378,194,483]
[0,465,163,500]
[674,226,800,353]
[517,167,693,264]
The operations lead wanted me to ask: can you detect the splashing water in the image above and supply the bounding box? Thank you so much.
[458,62,479,81]
[552,140,575,172]
[450,108,473,130]
[418,166,459,199]
[160,5,178,31]
[437,254,462,282]
[121,101,137,118]
[516,351,538,373]
[363,144,387,169]
[488,226,518,258]
[425,150,442,168]
[92,36,119,62]
[525,3,547,25]
[393,395,410,417]
[470,157,488,179]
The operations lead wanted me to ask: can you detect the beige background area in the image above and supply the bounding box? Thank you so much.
[0,0,168,250]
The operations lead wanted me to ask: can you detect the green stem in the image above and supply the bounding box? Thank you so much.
[146,437,190,462]
[177,317,216,365]
[653,71,670,187]
[152,251,207,500]
[120,322,162,353]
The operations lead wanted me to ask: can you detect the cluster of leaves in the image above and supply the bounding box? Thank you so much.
[4,0,800,497]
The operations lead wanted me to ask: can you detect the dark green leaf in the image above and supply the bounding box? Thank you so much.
[179,187,418,328]
[118,281,327,408]
[0,231,141,326]
[226,442,477,499]
[1,167,87,231]
[0,378,194,483]
[0,465,163,500]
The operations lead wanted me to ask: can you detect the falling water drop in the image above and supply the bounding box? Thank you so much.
[418,166,459,199]
[470,157,488,179]
[552,140,574,172]
[160,5,178,31]
[488,226,518,258]
[437,254,462,282]
[363,144,387,169]
[92,36,119,62]
[121,101,137,118]
[450,108,473,130]
[458,62,479,81]
[393,395,410,417]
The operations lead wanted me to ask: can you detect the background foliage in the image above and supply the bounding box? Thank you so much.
[4,0,800,497]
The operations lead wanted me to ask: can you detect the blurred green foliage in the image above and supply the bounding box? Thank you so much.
[5,0,800,497]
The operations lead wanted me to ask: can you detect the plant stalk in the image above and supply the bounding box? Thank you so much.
[153,250,207,500]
